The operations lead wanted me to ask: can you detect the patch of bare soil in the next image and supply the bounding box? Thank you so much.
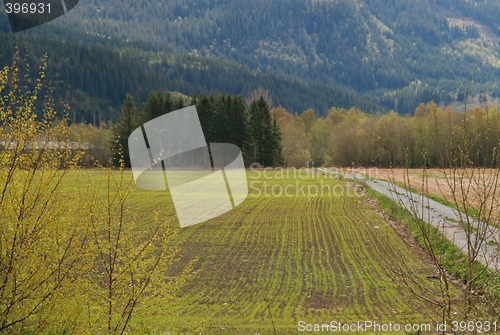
[361,168,500,224]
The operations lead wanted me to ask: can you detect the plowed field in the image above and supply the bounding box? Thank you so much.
[162,169,451,334]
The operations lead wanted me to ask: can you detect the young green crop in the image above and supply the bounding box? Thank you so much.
[157,169,450,334]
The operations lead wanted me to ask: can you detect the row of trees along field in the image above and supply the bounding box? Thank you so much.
[276,101,500,168]
[113,90,283,168]
[86,90,500,169]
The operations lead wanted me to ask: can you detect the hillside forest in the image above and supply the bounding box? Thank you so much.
[4,0,500,121]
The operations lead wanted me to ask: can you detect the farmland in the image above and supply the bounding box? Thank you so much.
[371,168,500,222]
[1,167,466,334]
[129,168,457,334]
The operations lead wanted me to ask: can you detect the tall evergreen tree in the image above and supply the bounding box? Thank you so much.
[113,93,139,167]
[230,95,251,163]
[173,95,185,110]
[141,91,165,123]
[248,97,276,166]
[163,92,174,115]
[214,92,230,143]
[196,93,216,143]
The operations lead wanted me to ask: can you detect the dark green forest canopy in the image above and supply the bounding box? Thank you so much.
[2,0,500,118]
[0,27,383,123]
[113,91,281,167]
[44,0,500,111]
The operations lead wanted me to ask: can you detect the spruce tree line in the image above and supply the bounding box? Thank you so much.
[114,91,283,167]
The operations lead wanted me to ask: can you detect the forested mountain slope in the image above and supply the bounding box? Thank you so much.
[40,0,500,113]
[3,0,500,116]
[0,28,381,123]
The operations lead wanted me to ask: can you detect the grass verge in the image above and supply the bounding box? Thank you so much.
[363,182,500,314]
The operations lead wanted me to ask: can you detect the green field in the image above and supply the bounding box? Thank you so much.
[102,169,452,334]
[3,167,477,334]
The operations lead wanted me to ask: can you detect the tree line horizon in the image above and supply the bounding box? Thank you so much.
[108,88,500,170]
[113,90,283,168]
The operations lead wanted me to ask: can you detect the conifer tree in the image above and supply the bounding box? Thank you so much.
[141,90,164,123]
[173,95,185,110]
[196,93,216,143]
[248,97,275,166]
[163,91,173,115]
[113,93,139,167]
[230,95,251,163]
[214,92,229,143]
[232,95,249,142]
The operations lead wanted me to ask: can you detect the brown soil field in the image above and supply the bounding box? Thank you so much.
[361,168,500,223]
